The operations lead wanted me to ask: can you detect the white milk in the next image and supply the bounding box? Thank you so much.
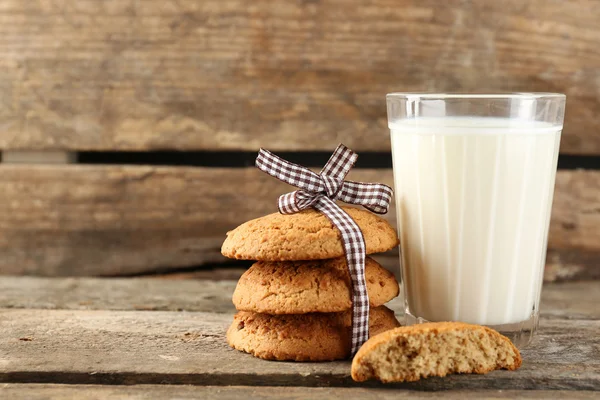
[390,117,561,325]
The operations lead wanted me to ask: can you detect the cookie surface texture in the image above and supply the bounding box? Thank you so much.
[351,322,522,383]
[232,257,399,314]
[226,306,400,361]
[221,207,399,261]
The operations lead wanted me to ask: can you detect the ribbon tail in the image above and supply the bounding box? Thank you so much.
[314,196,369,355]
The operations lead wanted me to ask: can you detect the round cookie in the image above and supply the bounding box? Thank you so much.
[221,206,399,261]
[233,257,399,314]
[226,306,401,361]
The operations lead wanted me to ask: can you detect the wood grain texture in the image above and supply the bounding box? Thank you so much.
[1,385,598,400]
[0,165,598,277]
[551,170,600,251]
[0,0,598,152]
[0,277,237,313]
[0,309,598,390]
[0,277,598,321]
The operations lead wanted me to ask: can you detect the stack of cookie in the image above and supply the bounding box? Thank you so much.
[222,206,402,361]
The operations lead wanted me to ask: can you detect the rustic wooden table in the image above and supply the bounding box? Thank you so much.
[0,276,598,399]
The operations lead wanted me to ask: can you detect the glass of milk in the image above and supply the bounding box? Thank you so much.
[386,93,566,347]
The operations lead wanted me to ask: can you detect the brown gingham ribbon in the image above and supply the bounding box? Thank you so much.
[255,144,393,355]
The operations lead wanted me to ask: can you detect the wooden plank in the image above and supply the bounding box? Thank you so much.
[0,309,598,390]
[0,165,598,277]
[1,385,598,400]
[0,0,598,153]
[0,278,597,321]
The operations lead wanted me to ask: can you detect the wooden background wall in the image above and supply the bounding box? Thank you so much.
[0,0,599,280]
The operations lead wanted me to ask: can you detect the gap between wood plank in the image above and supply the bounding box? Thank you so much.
[78,151,600,170]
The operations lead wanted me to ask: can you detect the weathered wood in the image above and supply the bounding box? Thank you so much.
[545,249,600,282]
[0,277,237,313]
[0,165,246,276]
[0,277,598,321]
[0,0,598,153]
[0,165,598,277]
[0,309,598,390]
[551,170,600,251]
[538,281,600,320]
[1,385,598,400]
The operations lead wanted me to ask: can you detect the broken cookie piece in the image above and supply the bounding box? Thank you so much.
[351,322,522,382]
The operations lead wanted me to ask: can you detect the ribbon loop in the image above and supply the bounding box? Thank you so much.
[256,143,393,355]
[257,146,392,215]
[338,181,393,214]
[320,144,358,182]
[256,149,322,193]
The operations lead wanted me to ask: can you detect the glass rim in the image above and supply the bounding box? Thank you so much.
[386,92,566,100]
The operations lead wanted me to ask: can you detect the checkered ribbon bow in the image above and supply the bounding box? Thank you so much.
[255,144,393,355]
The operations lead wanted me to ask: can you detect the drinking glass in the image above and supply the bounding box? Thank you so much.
[386,93,566,347]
